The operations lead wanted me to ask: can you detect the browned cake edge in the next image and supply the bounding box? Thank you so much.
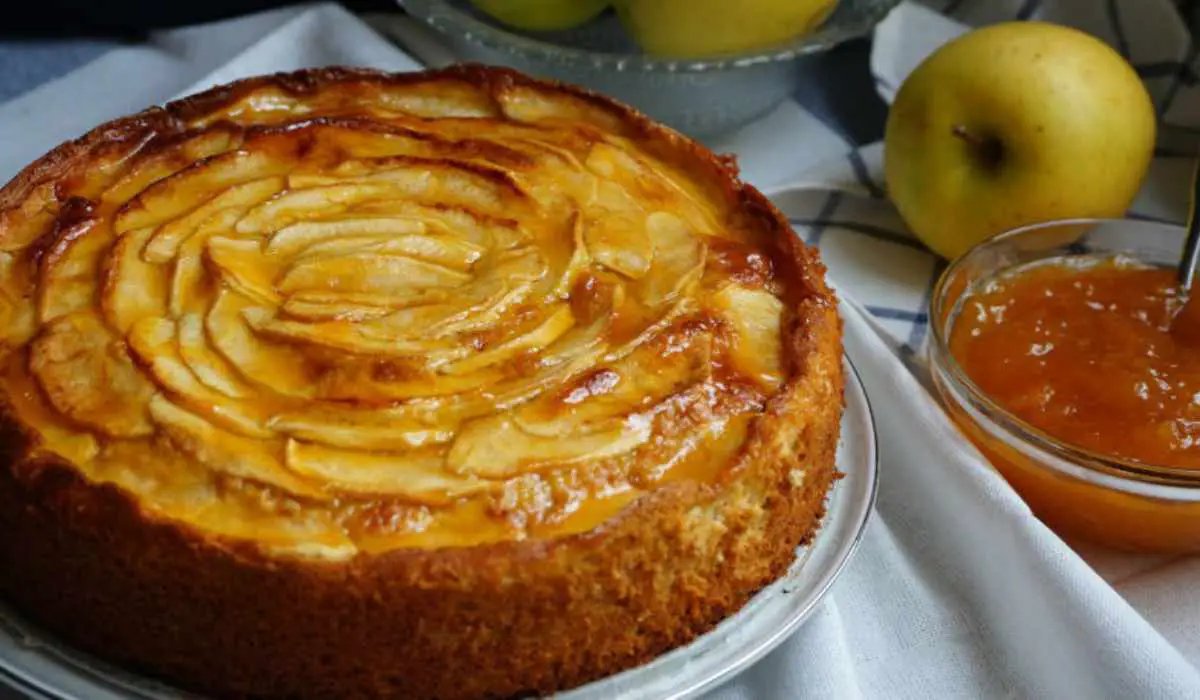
[0,65,844,700]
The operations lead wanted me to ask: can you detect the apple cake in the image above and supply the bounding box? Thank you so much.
[0,66,843,699]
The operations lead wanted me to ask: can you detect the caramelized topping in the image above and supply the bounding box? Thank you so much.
[0,71,797,556]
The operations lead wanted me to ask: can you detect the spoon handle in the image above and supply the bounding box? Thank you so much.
[1179,154,1200,292]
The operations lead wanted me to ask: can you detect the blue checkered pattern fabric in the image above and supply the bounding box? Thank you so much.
[768,144,1192,361]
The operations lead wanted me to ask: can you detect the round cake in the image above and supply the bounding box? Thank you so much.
[0,66,843,699]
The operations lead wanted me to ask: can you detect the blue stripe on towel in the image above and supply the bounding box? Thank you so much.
[1106,0,1132,59]
[789,218,928,252]
[1016,0,1043,20]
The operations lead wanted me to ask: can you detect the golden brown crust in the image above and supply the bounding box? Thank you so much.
[0,65,843,699]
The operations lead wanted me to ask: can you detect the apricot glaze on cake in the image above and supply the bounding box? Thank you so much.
[0,66,843,699]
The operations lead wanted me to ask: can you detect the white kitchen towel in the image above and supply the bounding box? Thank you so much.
[1,2,1200,699]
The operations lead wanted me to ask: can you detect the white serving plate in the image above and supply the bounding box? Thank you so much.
[0,356,877,700]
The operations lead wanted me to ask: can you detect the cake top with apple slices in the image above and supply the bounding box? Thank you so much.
[0,66,828,558]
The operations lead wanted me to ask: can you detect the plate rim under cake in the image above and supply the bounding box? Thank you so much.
[0,65,845,699]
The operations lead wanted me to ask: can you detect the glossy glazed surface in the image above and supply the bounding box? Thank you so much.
[0,75,801,557]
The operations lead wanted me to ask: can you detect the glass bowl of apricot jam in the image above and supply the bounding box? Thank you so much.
[930,217,1200,553]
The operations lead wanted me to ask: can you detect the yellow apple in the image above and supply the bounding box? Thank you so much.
[470,0,611,32]
[883,22,1156,260]
[614,0,838,57]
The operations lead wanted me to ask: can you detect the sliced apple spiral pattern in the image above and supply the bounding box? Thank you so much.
[0,72,795,557]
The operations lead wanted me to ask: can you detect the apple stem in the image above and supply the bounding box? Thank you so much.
[951,125,981,146]
[951,125,1004,170]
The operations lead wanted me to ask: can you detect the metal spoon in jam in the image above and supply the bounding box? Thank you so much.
[1169,157,1200,345]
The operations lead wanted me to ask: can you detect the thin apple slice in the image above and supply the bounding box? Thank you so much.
[114,149,282,234]
[440,304,576,376]
[279,287,450,322]
[2,350,99,464]
[535,309,611,368]
[279,298,395,323]
[141,177,284,262]
[169,208,244,316]
[148,394,327,501]
[324,324,609,410]
[638,211,706,306]
[481,245,547,283]
[273,125,479,173]
[357,302,477,337]
[269,406,457,451]
[297,234,485,272]
[568,271,627,327]
[585,180,653,279]
[366,250,543,338]
[285,343,611,447]
[176,313,251,398]
[286,288,451,308]
[265,150,532,229]
[322,157,531,213]
[586,140,672,204]
[0,250,33,300]
[470,243,540,279]
[499,274,619,377]
[586,215,654,280]
[347,199,527,250]
[515,330,711,438]
[550,213,593,298]
[100,226,169,334]
[498,85,629,136]
[283,173,343,190]
[334,337,607,427]
[584,141,634,180]
[487,334,611,413]
[284,440,491,504]
[0,184,57,253]
[604,295,698,363]
[447,413,652,479]
[100,128,241,206]
[503,145,593,208]
[589,140,722,235]
[206,290,316,398]
[205,236,282,305]
[423,279,528,337]
[127,317,272,438]
[319,361,505,402]
[187,87,311,129]
[37,216,112,324]
[242,307,471,363]
[375,80,501,118]
[277,252,470,296]
[235,181,403,235]
[710,284,786,390]
[29,311,155,437]
[266,217,425,257]
[0,262,36,349]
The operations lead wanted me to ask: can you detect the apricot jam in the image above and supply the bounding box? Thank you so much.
[950,257,1200,469]
[942,255,1200,552]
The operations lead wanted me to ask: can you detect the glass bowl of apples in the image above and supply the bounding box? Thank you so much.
[398,0,901,137]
